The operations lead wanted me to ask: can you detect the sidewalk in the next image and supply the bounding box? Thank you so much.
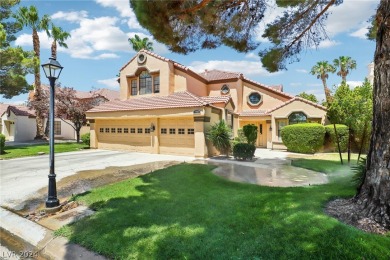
[0,207,107,260]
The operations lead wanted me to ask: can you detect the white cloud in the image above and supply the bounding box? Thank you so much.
[95,0,143,30]
[311,39,341,49]
[51,11,88,23]
[350,22,370,39]
[296,69,308,73]
[48,12,131,59]
[325,0,378,36]
[245,52,259,60]
[97,78,119,88]
[188,60,283,77]
[346,81,363,88]
[15,31,51,49]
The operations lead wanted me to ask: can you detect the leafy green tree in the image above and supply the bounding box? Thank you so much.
[310,61,335,104]
[0,0,21,48]
[327,81,373,165]
[366,15,377,41]
[128,34,153,52]
[0,2,34,99]
[132,0,390,228]
[243,124,258,145]
[333,56,357,83]
[296,92,318,103]
[14,5,51,139]
[206,120,232,156]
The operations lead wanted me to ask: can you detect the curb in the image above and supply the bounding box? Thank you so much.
[0,207,106,260]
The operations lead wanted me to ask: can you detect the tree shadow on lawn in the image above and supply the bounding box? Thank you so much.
[61,164,390,259]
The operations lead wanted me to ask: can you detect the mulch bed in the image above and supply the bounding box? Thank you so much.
[325,198,389,235]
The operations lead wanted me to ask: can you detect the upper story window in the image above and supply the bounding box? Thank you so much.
[288,112,307,124]
[221,84,230,95]
[129,71,160,96]
[139,71,152,95]
[131,79,137,96]
[247,92,262,106]
[154,76,160,93]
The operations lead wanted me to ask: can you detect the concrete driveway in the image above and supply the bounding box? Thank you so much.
[0,149,195,210]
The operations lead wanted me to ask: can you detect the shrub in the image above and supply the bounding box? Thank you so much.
[81,133,90,146]
[206,120,232,155]
[243,124,258,145]
[0,134,5,154]
[281,123,325,154]
[232,128,247,147]
[233,143,256,160]
[324,124,348,152]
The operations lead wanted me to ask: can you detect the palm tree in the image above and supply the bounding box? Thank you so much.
[14,6,51,139]
[128,34,153,51]
[333,56,357,83]
[44,24,70,136]
[310,61,336,104]
[49,25,70,59]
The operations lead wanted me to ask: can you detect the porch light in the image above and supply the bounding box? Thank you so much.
[150,123,155,132]
[269,126,272,131]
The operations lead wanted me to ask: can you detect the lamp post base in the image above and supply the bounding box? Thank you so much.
[46,198,60,208]
[45,203,62,214]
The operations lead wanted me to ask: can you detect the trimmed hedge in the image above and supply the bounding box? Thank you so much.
[324,124,348,152]
[233,143,256,160]
[243,124,258,145]
[281,123,325,154]
[0,134,5,154]
[81,133,90,146]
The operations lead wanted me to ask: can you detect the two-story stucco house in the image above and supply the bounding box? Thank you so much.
[86,50,327,157]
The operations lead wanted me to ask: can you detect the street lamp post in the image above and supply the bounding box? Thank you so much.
[41,57,63,208]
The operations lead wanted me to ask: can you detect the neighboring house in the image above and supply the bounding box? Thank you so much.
[0,103,36,141]
[0,87,119,142]
[86,50,327,157]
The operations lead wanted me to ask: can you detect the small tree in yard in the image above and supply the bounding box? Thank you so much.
[243,124,258,145]
[55,87,98,143]
[206,120,232,156]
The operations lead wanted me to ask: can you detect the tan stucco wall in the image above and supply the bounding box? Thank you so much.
[174,69,207,96]
[242,81,289,112]
[120,53,172,99]
[270,99,327,147]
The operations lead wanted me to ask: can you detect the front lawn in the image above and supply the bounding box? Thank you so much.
[0,142,87,159]
[57,163,390,259]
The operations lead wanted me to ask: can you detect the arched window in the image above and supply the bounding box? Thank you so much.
[139,71,152,95]
[288,112,307,124]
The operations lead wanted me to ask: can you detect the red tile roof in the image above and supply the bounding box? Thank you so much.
[199,69,242,81]
[38,85,119,101]
[0,104,35,117]
[87,91,231,113]
[239,110,269,117]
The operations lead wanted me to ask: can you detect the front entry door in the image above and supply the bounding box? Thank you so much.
[258,122,267,147]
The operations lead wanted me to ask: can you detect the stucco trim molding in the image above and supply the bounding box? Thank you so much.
[194,116,211,122]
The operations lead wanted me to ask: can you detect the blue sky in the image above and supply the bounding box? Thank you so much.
[2,0,378,104]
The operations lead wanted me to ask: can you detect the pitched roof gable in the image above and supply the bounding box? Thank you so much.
[266,97,327,114]
[0,104,36,117]
[87,91,231,113]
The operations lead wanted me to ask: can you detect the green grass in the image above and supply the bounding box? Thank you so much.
[56,163,390,259]
[0,142,87,159]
